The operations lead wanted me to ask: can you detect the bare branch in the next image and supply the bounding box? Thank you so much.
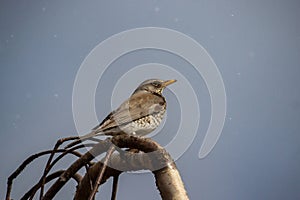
[21,170,82,200]
[74,158,121,200]
[75,135,189,200]
[42,139,111,200]
[27,144,93,200]
[154,163,189,200]
[6,148,82,200]
[111,175,119,200]
[88,145,115,200]
[7,135,189,200]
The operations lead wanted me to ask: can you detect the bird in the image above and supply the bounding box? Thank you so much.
[77,79,176,141]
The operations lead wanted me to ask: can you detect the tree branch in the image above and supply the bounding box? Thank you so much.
[20,170,81,200]
[88,145,115,200]
[74,135,189,200]
[42,139,111,200]
[7,135,189,200]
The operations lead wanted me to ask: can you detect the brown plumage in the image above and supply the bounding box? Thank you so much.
[78,79,176,140]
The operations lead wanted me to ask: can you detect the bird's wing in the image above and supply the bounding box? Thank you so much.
[92,92,165,132]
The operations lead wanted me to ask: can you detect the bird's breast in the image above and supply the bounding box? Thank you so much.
[121,108,166,136]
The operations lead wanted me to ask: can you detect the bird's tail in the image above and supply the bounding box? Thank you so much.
[65,131,104,149]
[78,131,98,141]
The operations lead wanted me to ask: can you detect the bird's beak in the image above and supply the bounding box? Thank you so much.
[163,79,177,87]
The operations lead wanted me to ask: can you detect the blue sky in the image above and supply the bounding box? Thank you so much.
[1,1,300,199]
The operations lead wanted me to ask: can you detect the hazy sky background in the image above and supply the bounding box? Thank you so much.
[1,0,300,199]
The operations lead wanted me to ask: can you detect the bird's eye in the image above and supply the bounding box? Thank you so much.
[152,82,161,88]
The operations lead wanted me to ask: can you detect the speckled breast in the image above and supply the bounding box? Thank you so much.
[121,108,166,136]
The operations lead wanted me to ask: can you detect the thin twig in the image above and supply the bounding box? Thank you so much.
[111,175,119,200]
[42,139,111,200]
[21,170,82,200]
[40,136,79,199]
[88,145,115,200]
[49,144,95,170]
[29,144,90,200]
[5,148,80,200]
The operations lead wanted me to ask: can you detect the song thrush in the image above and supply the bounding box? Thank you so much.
[78,79,176,140]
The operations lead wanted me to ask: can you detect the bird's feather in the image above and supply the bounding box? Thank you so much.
[92,91,166,133]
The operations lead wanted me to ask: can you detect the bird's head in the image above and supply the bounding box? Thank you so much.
[133,79,177,95]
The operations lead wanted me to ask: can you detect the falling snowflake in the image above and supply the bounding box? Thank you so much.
[12,122,17,128]
[248,51,255,58]
[42,7,46,12]
[154,7,160,12]
[26,93,32,99]
[16,114,21,119]
[54,93,59,98]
